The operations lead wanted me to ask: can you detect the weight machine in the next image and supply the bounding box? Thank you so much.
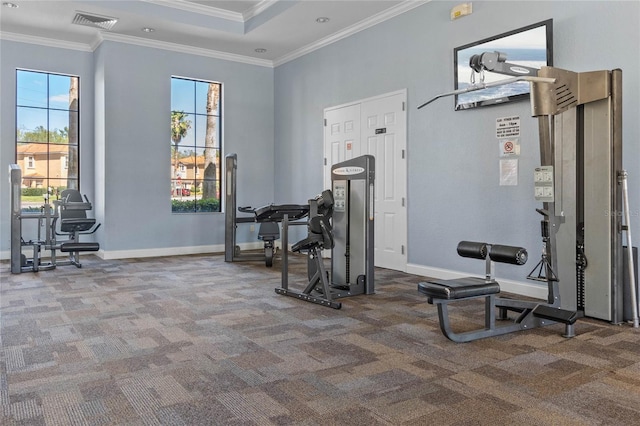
[416,51,635,341]
[224,153,309,267]
[9,164,100,273]
[275,155,375,309]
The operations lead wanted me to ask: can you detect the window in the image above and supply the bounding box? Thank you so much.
[16,70,79,209]
[170,77,222,213]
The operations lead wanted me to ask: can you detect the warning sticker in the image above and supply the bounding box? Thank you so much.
[496,116,520,138]
[500,138,520,157]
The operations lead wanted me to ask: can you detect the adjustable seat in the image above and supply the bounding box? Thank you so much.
[55,189,100,267]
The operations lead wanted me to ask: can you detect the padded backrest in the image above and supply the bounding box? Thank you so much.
[317,189,334,219]
[308,215,334,249]
[59,189,87,220]
[58,189,97,233]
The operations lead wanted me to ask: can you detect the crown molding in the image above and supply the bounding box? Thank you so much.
[273,0,430,67]
[243,0,280,21]
[140,0,281,23]
[139,0,245,22]
[0,31,93,52]
[98,32,273,68]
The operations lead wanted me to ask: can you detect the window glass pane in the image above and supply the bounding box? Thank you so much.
[17,70,47,108]
[171,78,195,113]
[197,179,220,212]
[171,112,194,147]
[17,107,48,142]
[195,81,220,115]
[195,115,206,147]
[49,74,76,110]
[49,109,74,143]
[193,115,220,149]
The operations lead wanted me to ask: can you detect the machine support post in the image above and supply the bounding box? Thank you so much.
[619,170,638,327]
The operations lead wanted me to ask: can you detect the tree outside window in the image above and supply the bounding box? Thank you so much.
[170,77,222,213]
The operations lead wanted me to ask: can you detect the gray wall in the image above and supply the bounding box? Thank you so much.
[92,41,274,256]
[0,39,274,257]
[274,0,640,282]
[1,1,638,283]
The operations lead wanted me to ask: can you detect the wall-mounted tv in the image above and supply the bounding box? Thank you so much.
[454,19,553,111]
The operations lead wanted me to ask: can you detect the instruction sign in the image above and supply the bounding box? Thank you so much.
[496,116,520,138]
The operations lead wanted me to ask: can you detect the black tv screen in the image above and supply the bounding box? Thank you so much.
[454,19,553,110]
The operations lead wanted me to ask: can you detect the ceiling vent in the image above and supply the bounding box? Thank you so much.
[72,12,118,30]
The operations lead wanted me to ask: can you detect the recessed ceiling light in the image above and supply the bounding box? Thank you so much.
[141,27,155,33]
[254,48,267,53]
[2,2,19,8]
[316,17,330,23]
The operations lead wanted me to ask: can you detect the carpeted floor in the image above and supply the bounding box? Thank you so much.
[1,253,640,425]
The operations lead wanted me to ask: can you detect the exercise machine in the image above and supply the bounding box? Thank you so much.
[418,241,576,342]
[416,51,632,340]
[224,153,309,266]
[275,155,375,309]
[10,164,100,273]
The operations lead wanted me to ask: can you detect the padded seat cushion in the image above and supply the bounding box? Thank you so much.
[61,218,97,232]
[292,234,323,252]
[418,277,500,300]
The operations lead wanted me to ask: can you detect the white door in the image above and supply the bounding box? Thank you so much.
[323,90,407,272]
[323,103,360,191]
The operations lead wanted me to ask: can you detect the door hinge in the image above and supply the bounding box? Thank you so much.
[324,158,327,166]
[402,102,405,111]
[401,245,405,255]
[402,197,405,207]
[401,149,405,159]
[324,118,327,126]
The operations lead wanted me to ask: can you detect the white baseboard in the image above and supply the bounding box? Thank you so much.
[97,242,267,260]
[0,242,266,261]
[406,263,548,300]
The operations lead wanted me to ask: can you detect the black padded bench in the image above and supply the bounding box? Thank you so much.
[418,241,577,342]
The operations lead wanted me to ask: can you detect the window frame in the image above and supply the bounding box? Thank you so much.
[15,68,81,203]
[170,76,223,214]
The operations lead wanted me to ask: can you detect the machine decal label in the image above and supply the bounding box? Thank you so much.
[333,166,365,176]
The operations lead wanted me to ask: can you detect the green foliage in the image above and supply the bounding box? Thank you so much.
[171,111,192,144]
[172,198,220,213]
[17,126,70,144]
[22,187,66,197]
[22,187,46,196]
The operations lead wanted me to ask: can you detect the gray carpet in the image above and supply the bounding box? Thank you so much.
[1,254,640,425]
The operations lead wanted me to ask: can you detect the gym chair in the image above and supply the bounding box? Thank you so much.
[418,241,577,342]
[54,189,100,268]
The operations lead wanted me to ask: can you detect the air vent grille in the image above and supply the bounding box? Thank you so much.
[72,12,118,30]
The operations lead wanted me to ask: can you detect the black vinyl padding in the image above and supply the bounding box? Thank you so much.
[253,204,310,222]
[292,216,333,252]
[418,277,500,300]
[456,241,488,259]
[61,217,97,233]
[489,244,528,265]
[258,221,279,240]
[60,242,100,252]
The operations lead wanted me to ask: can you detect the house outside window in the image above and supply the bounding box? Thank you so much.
[16,69,79,209]
[170,77,222,213]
